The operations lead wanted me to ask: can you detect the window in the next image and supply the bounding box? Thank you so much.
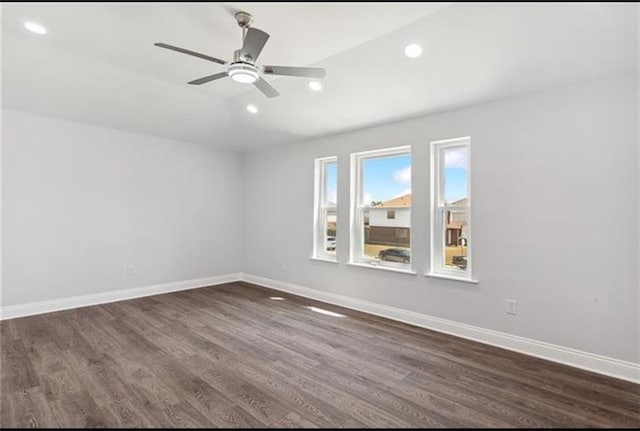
[430,137,472,278]
[313,157,338,259]
[350,146,412,269]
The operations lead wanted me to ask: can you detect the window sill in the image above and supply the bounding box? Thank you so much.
[310,256,339,264]
[424,272,479,284]
[347,261,417,275]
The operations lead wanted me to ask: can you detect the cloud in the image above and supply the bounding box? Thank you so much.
[362,192,373,206]
[327,189,337,204]
[394,188,412,198]
[445,148,468,168]
[393,166,411,184]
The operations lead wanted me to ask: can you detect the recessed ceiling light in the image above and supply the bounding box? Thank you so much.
[308,81,323,92]
[404,43,422,58]
[24,21,47,35]
[246,104,258,114]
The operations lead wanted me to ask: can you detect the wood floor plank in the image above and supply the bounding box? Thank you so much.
[0,388,59,428]
[1,339,40,394]
[272,412,320,428]
[266,360,415,428]
[184,354,290,426]
[1,281,638,428]
[216,356,350,427]
[161,400,217,428]
[51,390,119,428]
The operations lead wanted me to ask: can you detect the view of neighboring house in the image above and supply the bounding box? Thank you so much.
[446,197,469,247]
[367,194,411,247]
[366,194,468,250]
[326,211,337,252]
[327,211,337,237]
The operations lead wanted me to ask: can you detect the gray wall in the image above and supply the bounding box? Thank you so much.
[243,74,639,363]
[2,74,637,364]
[2,109,244,306]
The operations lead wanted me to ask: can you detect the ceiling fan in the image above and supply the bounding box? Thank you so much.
[154,11,326,98]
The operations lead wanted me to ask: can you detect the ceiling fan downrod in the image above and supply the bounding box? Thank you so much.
[234,11,254,62]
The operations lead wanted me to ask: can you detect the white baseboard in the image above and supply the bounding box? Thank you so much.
[240,273,640,384]
[0,273,242,320]
[3,272,637,383]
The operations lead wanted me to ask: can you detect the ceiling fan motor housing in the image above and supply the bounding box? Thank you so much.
[233,48,254,63]
[234,11,254,29]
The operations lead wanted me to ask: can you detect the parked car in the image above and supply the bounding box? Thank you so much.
[378,248,410,264]
[326,236,336,251]
[452,255,467,269]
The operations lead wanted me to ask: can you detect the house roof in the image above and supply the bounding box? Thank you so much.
[449,197,469,206]
[373,194,467,209]
[375,194,411,208]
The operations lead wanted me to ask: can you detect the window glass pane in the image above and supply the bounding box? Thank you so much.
[325,210,336,256]
[324,162,337,205]
[444,209,468,269]
[443,147,468,205]
[314,157,337,260]
[361,154,411,264]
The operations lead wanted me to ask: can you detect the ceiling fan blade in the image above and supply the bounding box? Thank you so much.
[241,28,270,61]
[188,72,228,85]
[262,65,326,79]
[154,43,227,65]
[254,77,279,98]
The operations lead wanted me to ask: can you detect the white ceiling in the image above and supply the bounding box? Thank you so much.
[2,2,637,150]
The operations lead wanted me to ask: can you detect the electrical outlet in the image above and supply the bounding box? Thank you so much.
[506,299,518,315]
[126,264,135,277]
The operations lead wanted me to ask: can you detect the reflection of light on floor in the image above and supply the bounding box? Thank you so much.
[269,296,285,301]
[305,306,345,317]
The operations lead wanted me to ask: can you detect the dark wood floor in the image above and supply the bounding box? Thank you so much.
[1,282,638,428]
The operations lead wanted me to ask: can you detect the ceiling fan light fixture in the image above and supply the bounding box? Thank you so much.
[246,104,258,114]
[228,62,260,84]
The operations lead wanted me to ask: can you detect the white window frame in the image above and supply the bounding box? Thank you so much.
[430,137,473,280]
[349,146,413,272]
[312,156,338,260]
